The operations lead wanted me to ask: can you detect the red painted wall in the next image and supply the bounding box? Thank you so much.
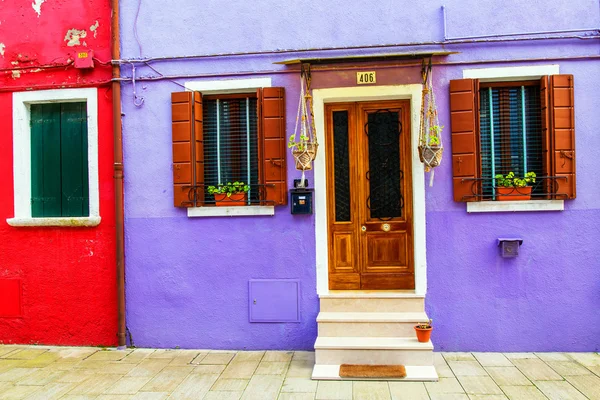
[0,0,117,345]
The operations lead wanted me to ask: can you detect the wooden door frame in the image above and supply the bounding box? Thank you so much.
[312,84,428,295]
[325,100,415,290]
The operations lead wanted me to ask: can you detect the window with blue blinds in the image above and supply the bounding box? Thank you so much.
[30,102,89,217]
[203,96,259,203]
[479,84,543,199]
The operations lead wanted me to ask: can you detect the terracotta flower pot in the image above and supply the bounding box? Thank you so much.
[496,186,532,201]
[214,192,247,206]
[415,325,433,343]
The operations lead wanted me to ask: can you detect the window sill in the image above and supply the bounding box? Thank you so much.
[187,206,275,217]
[466,200,564,213]
[6,216,101,227]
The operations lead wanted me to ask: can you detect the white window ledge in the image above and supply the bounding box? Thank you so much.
[187,206,275,217]
[6,217,101,227]
[467,200,564,213]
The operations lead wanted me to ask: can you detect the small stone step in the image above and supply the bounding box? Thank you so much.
[315,336,433,350]
[317,311,428,323]
[312,364,439,381]
[319,290,424,298]
[319,296,424,313]
[315,337,433,366]
[317,312,429,337]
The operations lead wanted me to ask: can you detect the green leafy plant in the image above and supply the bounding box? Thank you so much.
[415,319,432,329]
[421,125,443,146]
[429,125,443,146]
[288,133,311,152]
[207,182,250,197]
[494,172,536,188]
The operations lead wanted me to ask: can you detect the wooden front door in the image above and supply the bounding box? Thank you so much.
[326,101,414,290]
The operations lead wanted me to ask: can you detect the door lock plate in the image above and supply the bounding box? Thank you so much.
[382,223,391,232]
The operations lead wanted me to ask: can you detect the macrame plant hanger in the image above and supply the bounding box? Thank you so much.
[418,58,444,187]
[290,63,319,187]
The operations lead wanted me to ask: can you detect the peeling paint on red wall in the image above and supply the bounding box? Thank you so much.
[0,0,112,88]
[0,0,116,345]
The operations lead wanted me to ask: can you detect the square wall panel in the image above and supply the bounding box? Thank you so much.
[248,279,300,323]
[0,279,22,318]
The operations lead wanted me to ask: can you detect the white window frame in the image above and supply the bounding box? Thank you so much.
[184,78,275,217]
[7,88,101,227]
[462,65,564,213]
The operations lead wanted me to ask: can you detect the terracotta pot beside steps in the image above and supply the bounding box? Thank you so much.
[415,326,432,343]
[214,193,247,206]
[496,186,532,201]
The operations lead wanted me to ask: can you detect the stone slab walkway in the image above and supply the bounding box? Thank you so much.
[0,345,599,399]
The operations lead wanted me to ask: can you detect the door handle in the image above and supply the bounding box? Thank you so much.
[361,226,367,232]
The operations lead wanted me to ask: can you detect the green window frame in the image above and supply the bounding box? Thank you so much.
[30,102,89,217]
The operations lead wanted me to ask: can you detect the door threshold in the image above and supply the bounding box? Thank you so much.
[319,290,423,299]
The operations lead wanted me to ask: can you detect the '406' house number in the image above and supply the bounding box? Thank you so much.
[356,71,376,85]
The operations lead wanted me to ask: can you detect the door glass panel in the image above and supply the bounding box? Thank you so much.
[333,111,351,222]
[366,110,403,220]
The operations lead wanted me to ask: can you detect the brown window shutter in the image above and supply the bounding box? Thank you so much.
[450,78,480,202]
[549,74,576,199]
[193,92,205,203]
[171,91,204,207]
[258,87,287,206]
[540,76,552,195]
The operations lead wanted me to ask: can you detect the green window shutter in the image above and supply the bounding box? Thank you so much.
[30,104,45,217]
[31,103,62,217]
[60,102,89,217]
[30,102,88,218]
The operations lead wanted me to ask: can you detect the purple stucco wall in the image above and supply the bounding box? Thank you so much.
[119,0,600,350]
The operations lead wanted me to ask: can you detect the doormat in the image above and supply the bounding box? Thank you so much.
[339,364,407,378]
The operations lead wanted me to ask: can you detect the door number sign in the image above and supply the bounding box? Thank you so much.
[356,71,376,85]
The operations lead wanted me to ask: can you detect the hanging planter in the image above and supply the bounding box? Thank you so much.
[418,146,443,167]
[291,143,318,170]
[418,59,444,186]
[418,122,443,167]
[289,65,318,173]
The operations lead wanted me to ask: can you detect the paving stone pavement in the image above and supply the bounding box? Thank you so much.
[0,345,599,399]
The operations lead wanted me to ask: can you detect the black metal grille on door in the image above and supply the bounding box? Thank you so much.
[365,110,403,220]
[333,110,351,222]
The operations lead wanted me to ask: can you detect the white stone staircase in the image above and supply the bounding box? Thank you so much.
[312,291,438,381]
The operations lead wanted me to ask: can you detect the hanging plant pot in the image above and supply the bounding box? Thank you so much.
[418,145,443,169]
[292,143,318,171]
[496,186,532,201]
[289,68,319,173]
[214,192,247,206]
[418,59,444,185]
